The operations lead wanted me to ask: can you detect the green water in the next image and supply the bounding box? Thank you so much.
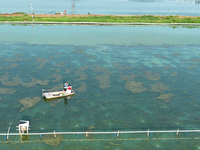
[1,25,200,149]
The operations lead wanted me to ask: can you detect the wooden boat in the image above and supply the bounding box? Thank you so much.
[42,89,75,100]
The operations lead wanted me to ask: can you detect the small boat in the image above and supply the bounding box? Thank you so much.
[55,10,67,15]
[16,120,30,133]
[42,88,75,100]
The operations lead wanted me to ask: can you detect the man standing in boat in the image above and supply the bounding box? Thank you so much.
[64,82,68,91]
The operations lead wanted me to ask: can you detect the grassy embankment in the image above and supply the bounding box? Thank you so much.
[1,13,200,23]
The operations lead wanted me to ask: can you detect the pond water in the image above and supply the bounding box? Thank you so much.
[0,24,200,149]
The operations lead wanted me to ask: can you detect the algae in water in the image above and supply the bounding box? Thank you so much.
[19,97,41,112]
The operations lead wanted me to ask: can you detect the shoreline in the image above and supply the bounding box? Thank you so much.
[1,21,200,26]
[0,13,200,24]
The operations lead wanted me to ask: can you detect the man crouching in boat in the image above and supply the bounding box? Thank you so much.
[66,84,72,93]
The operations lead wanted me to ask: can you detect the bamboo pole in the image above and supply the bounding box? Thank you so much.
[86,131,88,137]
[176,129,179,136]
[20,126,22,138]
[7,127,10,140]
[117,130,119,137]
[54,130,56,138]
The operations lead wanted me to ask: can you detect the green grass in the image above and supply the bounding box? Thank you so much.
[1,14,200,23]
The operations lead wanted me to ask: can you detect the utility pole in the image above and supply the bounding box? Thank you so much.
[31,3,34,21]
[71,0,75,11]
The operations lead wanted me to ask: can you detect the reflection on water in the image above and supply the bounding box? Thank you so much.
[43,95,74,106]
[195,0,200,4]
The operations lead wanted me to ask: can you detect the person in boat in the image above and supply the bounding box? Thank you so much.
[21,127,26,133]
[66,84,72,93]
[64,82,68,91]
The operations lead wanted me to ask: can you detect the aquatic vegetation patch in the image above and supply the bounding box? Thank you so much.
[156,94,173,102]
[120,74,138,81]
[77,65,88,72]
[165,66,171,69]
[19,97,41,112]
[74,66,89,81]
[171,53,181,57]
[143,71,161,81]
[2,141,24,150]
[124,81,148,93]
[14,54,24,58]
[113,62,124,70]
[21,77,49,87]
[88,126,95,130]
[20,135,30,141]
[104,141,126,149]
[75,82,87,93]
[42,134,64,146]
[50,99,63,107]
[36,57,50,69]
[0,73,49,87]
[0,87,17,94]
[83,54,96,59]
[169,71,177,76]
[48,84,63,91]
[53,61,68,67]
[95,74,111,89]
[188,59,200,62]
[92,65,109,73]
[55,69,60,73]
[75,72,88,81]
[65,145,93,150]
[187,65,195,69]
[154,54,168,59]
[51,74,62,82]
[129,74,145,93]
[0,73,21,86]
[149,82,169,92]
[2,58,22,62]
[4,63,18,69]
[72,49,85,54]
[65,69,72,74]
[113,62,132,70]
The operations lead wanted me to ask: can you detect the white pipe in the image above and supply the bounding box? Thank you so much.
[0,129,199,136]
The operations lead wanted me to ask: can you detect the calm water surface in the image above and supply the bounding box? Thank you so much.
[0,24,200,149]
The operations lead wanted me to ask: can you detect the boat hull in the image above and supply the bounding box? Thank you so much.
[42,90,75,99]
